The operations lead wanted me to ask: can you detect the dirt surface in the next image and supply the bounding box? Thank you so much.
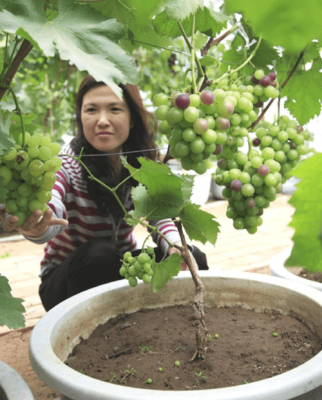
[0,328,60,399]
[286,266,322,284]
[66,305,322,391]
[299,270,322,283]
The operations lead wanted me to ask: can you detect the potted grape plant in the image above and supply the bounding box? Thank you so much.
[0,0,322,399]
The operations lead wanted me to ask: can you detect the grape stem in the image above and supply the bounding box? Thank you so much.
[200,25,239,57]
[212,33,262,86]
[190,16,197,94]
[210,24,238,48]
[8,86,26,148]
[177,19,205,93]
[175,220,208,361]
[249,49,305,130]
[127,39,191,56]
[141,231,154,251]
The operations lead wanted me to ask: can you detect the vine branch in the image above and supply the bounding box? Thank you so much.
[0,39,33,101]
[177,20,205,93]
[174,220,208,361]
[213,33,262,86]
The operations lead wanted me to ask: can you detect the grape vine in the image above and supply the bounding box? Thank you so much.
[152,22,310,237]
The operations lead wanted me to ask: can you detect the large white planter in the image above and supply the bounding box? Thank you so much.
[210,178,226,199]
[0,361,34,400]
[270,249,322,292]
[29,271,322,400]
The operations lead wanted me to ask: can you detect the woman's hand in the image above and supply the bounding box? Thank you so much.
[168,241,192,271]
[0,208,69,237]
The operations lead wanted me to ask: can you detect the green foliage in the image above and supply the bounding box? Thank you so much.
[283,67,322,126]
[12,52,83,141]
[0,276,25,329]
[179,203,219,245]
[151,253,182,293]
[90,0,173,53]
[285,153,322,272]
[134,44,187,102]
[0,0,135,97]
[9,113,38,143]
[123,157,219,251]
[0,111,14,156]
[129,184,184,221]
[124,157,194,207]
[164,0,204,21]
[153,6,229,38]
[224,0,322,53]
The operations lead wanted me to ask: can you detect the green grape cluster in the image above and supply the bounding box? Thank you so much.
[213,115,310,234]
[153,69,280,175]
[214,69,280,108]
[119,247,155,287]
[0,131,62,226]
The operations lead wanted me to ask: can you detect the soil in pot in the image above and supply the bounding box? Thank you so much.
[65,304,322,391]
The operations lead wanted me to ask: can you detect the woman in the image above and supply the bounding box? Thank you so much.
[1,75,208,310]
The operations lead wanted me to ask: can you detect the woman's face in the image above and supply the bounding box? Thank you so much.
[81,85,131,155]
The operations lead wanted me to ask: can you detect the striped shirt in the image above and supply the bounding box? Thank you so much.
[27,145,181,277]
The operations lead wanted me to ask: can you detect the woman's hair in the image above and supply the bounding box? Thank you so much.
[70,74,159,217]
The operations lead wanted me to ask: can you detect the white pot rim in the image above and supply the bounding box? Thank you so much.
[270,249,322,291]
[29,271,322,400]
[0,361,34,400]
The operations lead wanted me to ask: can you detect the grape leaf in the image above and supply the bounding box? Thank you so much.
[153,6,229,38]
[0,276,25,329]
[250,39,280,69]
[220,46,245,75]
[0,0,136,98]
[150,253,182,293]
[9,113,38,142]
[285,153,322,272]
[302,41,321,64]
[164,0,204,21]
[123,157,194,207]
[181,175,194,205]
[90,0,172,52]
[179,203,220,245]
[130,184,184,220]
[225,0,322,53]
[0,112,14,156]
[0,134,14,156]
[283,68,322,126]
[129,0,164,21]
[200,55,219,67]
[124,210,140,227]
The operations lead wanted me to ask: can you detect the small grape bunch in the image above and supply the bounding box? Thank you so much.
[119,247,155,287]
[0,131,62,226]
[212,69,279,111]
